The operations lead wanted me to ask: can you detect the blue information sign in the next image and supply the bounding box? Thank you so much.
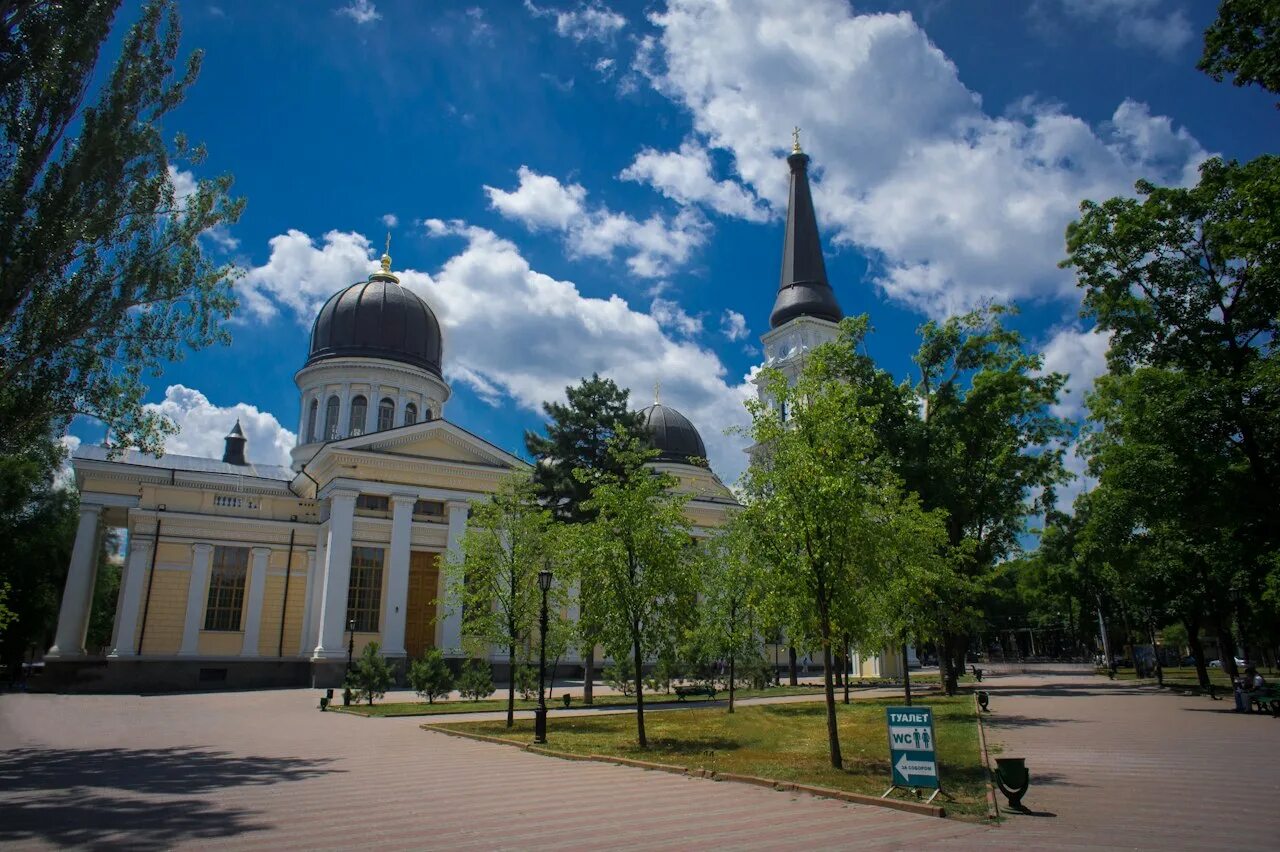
[885,706,940,790]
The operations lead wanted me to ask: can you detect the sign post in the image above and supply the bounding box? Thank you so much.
[884,705,941,802]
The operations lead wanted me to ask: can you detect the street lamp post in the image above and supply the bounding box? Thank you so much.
[535,568,553,744]
[347,618,356,673]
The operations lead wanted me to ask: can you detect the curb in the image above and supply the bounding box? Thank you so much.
[973,692,1000,822]
[422,723,946,819]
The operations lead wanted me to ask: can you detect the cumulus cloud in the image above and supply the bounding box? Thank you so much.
[145,385,296,467]
[1038,325,1113,421]
[240,226,754,482]
[336,0,380,25]
[525,0,626,43]
[720,309,749,342]
[640,0,1209,317]
[650,298,703,337]
[381,213,399,228]
[56,434,81,490]
[168,165,239,251]
[484,166,709,278]
[621,140,770,222]
[1058,0,1192,56]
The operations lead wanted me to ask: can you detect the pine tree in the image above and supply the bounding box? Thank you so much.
[457,660,494,701]
[347,642,394,706]
[407,649,453,704]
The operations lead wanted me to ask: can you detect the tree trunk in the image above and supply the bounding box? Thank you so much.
[728,651,736,713]
[633,634,646,748]
[902,643,912,707]
[1185,618,1210,688]
[949,639,965,695]
[788,645,798,686]
[842,634,850,705]
[1216,623,1239,680]
[583,647,595,705]
[507,643,516,728]
[819,619,843,769]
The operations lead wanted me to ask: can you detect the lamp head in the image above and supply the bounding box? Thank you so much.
[538,569,553,593]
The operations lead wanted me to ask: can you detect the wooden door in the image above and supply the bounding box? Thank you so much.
[404,551,440,659]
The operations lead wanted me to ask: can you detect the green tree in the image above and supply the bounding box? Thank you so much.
[1,0,244,458]
[347,641,394,706]
[1199,0,1280,105]
[457,659,494,701]
[738,359,920,769]
[407,649,453,704]
[445,472,560,728]
[525,374,645,705]
[86,529,122,653]
[702,520,766,713]
[578,437,696,747]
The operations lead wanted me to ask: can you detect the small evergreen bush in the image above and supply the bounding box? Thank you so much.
[458,660,495,701]
[348,641,394,705]
[408,649,454,704]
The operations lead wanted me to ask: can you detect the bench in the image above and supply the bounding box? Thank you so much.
[1248,686,1280,716]
[674,684,717,701]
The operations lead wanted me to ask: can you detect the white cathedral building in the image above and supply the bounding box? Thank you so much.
[45,139,905,690]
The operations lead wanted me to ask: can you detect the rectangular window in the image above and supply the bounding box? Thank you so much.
[413,499,445,518]
[356,494,390,512]
[204,545,249,631]
[347,546,384,632]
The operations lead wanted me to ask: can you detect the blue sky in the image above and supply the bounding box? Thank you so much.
[70,0,1280,508]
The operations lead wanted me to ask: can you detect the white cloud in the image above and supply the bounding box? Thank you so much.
[1060,0,1192,56]
[641,0,1209,317]
[621,140,770,222]
[168,165,239,251]
[1054,439,1096,514]
[1038,325,1112,420]
[336,0,380,25]
[381,213,399,228]
[56,434,81,490]
[240,226,755,482]
[145,385,296,467]
[525,1,626,43]
[485,166,709,278]
[650,298,703,337]
[720,309,749,342]
[594,57,616,79]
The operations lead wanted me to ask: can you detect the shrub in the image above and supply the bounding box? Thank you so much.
[458,660,495,701]
[408,649,454,704]
[348,641,394,705]
[514,662,538,701]
[603,658,636,696]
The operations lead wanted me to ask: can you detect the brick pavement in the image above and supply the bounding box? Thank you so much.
[2,674,1275,850]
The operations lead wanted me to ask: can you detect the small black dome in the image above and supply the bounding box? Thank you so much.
[638,403,707,465]
[307,277,442,376]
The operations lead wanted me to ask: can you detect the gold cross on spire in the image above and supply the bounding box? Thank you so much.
[381,231,392,272]
[654,380,661,405]
[792,125,802,154]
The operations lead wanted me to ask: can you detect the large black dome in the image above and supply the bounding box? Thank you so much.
[307,276,443,376]
[638,403,707,465]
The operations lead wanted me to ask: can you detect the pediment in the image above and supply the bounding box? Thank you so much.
[332,419,525,470]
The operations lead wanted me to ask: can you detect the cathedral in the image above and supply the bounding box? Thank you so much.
[45,138,904,691]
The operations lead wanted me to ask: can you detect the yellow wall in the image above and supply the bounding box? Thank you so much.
[255,550,309,657]
[135,568,189,655]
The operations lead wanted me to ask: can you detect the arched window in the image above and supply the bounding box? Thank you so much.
[403,402,417,426]
[324,395,340,440]
[377,398,395,432]
[424,407,433,421]
[349,395,367,436]
[306,398,318,442]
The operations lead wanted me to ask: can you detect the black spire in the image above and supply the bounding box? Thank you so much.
[769,139,843,329]
[222,419,247,466]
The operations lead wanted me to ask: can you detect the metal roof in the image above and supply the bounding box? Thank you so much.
[74,445,295,482]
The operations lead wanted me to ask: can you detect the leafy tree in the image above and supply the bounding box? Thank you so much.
[407,649,453,704]
[445,472,560,727]
[1199,0,1280,105]
[702,521,766,713]
[347,641,394,706]
[0,0,244,457]
[738,359,921,770]
[457,659,494,701]
[86,531,122,653]
[577,437,696,747]
[525,374,645,705]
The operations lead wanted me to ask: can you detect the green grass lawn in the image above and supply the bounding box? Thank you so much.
[337,679,931,717]
[435,694,989,818]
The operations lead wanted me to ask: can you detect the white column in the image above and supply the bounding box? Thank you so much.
[337,383,352,437]
[395,391,407,427]
[440,500,469,657]
[47,504,104,658]
[108,535,154,658]
[364,392,376,434]
[299,548,317,655]
[382,494,415,658]
[305,529,328,653]
[313,492,356,659]
[241,547,271,657]
[179,543,214,655]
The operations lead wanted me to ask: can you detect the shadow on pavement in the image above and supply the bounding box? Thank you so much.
[0,746,339,796]
[981,714,1084,729]
[0,790,268,850]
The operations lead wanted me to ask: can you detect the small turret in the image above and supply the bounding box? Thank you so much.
[222,419,248,466]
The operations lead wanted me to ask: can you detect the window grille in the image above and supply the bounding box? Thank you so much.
[377,398,395,432]
[204,545,249,631]
[346,546,384,632]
